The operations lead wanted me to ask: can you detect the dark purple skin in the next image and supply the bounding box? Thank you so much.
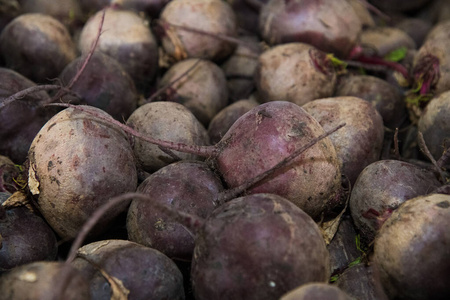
[327,215,361,276]
[215,101,341,219]
[259,0,362,58]
[72,240,185,300]
[112,0,172,18]
[335,263,389,300]
[369,0,430,12]
[191,193,330,300]
[0,192,58,272]
[0,0,21,34]
[0,68,54,164]
[127,161,224,261]
[349,159,441,243]
[334,75,407,129]
[59,52,138,121]
[207,99,259,144]
[228,0,268,34]
[0,261,91,299]
[0,13,77,84]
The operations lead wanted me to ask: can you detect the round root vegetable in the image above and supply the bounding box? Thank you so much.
[216,101,341,219]
[255,43,337,107]
[127,161,224,261]
[346,0,375,28]
[373,193,450,300]
[349,159,441,243]
[207,98,259,144]
[220,35,260,101]
[159,0,238,62]
[395,17,432,47]
[27,106,137,240]
[78,7,159,93]
[157,58,229,126]
[417,90,450,159]
[334,74,406,129]
[357,26,416,57]
[0,68,54,164]
[412,20,450,97]
[19,0,84,32]
[280,283,353,300]
[0,261,91,299]
[303,96,384,185]
[0,13,77,83]
[0,192,58,271]
[227,0,268,34]
[191,193,330,300]
[72,239,185,300]
[126,101,210,173]
[59,51,138,121]
[259,0,362,58]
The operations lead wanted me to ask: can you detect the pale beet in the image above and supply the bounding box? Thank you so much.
[280,283,353,300]
[255,43,337,107]
[303,96,384,185]
[373,193,450,300]
[27,106,137,240]
[126,101,210,173]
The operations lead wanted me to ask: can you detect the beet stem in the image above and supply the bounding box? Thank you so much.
[0,85,61,110]
[417,131,446,182]
[46,103,218,157]
[47,9,106,105]
[215,122,346,205]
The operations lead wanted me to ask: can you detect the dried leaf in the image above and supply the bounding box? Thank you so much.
[320,191,350,244]
[2,191,29,208]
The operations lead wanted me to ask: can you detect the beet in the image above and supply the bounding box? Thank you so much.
[72,239,185,300]
[191,193,330,300]
[373,193,450,300]
[358,26,416,57]
[159,0,238,62]
[280,283,353,300]
[127,161,223,261]
[0,68,54,164]
[157,58,229,126]
[417,89,450,159]
[126,101,210,173]
[255,43,337,107]
[0,261,91,299]
[207,98,259,144]
[58,51,138,121]
[334,74,406,129]
[111,0,171,18]
[78,7,159,93]
[0,192,58,272]
[0,13,77,83]
[215,101,341,219]
[27,106,137,240]
[303,96,384,185]
[349,159,441,243]
[259,0,362,58]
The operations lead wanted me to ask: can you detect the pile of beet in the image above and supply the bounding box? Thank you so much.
[1,0,450,299]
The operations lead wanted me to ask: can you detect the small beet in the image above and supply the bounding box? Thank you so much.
[280,282,353,300]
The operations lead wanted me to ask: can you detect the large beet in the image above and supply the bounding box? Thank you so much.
[259,0,362,58]
[215,101,341,219]
[191,193,331,300]
[373,193,450,300]
[27,106,137,240]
